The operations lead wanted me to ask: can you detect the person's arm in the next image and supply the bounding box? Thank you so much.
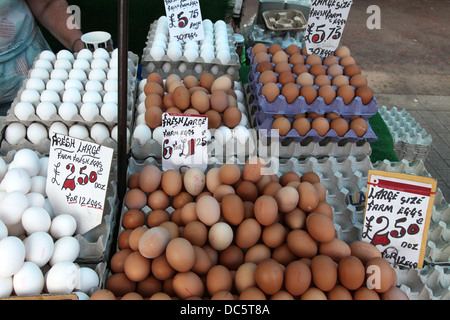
[25,0,85,52]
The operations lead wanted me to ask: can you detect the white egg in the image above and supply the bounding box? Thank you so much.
[0,159,5,180]
[72,58,90,70]
[111,125,130,144]
[44,199,55,220]
[194,63,203,74]
[27,122,48,145]
[183,47,199,62]
[22,206,51,234]
[167,46,182,61]
[150,45,165,60]
[0,276,12,298]
[30,176,46,196]
[108,56,118,69]
[69,124,89,139]
[45,261,78,294]
[14,101,35,120]
[90,123,110,144]
[4,122,26,145]
[0,236,25,277]
[3,168,31,193]
[26,192,46,208]
[203,19,213,31]
[138,79,147,92]
[201,41,214,52]
[91,58,108,70]
[57,49,74,62]
[82,91,102,104]
[103,91,118,104]
[0,191,29,225]
[76,267,99,294]
[64,78,84,91]
[184,40,198,50]
[50,214,77,239]
[39,50,56,62]
[107,68,118,80]
[200,49,215,63]
[104,79,118,92]
[62,87,82,104]
[20,89,40,104]
[79,102,99,122]
[138,91,146,103]
[46,79,65,92]
[58,102,79,121]
[214,19,227,30]
[49,121,69,138]
[100,102,118,122]
[93,48,110,60]
[10,148,41,177]
[54,58,72,70]
[210,64,219,75]
[239,113,249,127]
[13,261,44,296]
[178,62,188,73]
[133,124,152,145]
[49,236,80,266]
[77,48,93,60]
[214,126,233,144]
[40,89,60,103]
[25,78,45,91]
[216,49,231,64]
[152,126,163,144]
[84,79,103,92]
[88,69,106,81]
[0,220,7,241]
[216,41,230,52]
[168,40,182,50]
[68,68,87,81]
[38,157,49,177]
[135,112,146,126]
[36,101,57,120]
[111,48,119,58]
[136,101,146,115]
[233,125,251,144]
[50,68,69,81]
[23,232,54,267]
[30,68,50,80]
[153,32,167,44]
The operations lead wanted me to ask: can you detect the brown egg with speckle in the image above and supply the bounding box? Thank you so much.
[350,117,368,137]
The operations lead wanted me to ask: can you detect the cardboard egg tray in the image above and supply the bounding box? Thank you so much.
[379,106,432,161]
[373,159,450,265]
[141,20,241,80]
[262,9,307,32]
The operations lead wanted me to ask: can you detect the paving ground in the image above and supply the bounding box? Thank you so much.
[240,0,450,202]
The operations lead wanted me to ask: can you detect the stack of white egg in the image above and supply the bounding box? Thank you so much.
[149,16,233,65]
[0,149,100,299]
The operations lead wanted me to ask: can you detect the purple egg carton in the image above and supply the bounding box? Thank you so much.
[254,109,378,143]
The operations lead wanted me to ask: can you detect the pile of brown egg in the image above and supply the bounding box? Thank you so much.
[91,158,408,300]
[142,72,243,130]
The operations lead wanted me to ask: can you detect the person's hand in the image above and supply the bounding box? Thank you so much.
[71,38,85,52]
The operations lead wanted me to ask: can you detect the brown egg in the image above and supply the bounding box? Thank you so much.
[163,92,177,109]
[327,285,353,300]
[105,273,136,297]
[305,54,322,66]
[307,111,322,120]
[292,116,311,136]
[356,86,373,105]
[338,255,365,290]
[235,262,257,294]
[117,229,132,249]
[197,195,221,226]
[254,51,271,64]
[255,258,284,295]
[211,75,233,93]
[210,89,229,112]
[239,286,266,300]
[280,171,300,186]
[344,64,361,77]
[350,117,368,137]
[90,289,116,300]
[262,222,286,248]
[110,248,133,274]
[166,237,196,272]
[263,181,282,197]
[381,286,409,300]
[280,83,300,104]
[349,241,382,264]
[144,81,165,97]
[300,172,320,184]
[205,109,222,129]
[270,290,294,300]
[122,209,145,229]
[147,190,170,210]
[306,212,335,243]
[332,74,350,87]
[285,44,301,56]
[121,292,144,300]
[220,245,244,270]
[284,260,311,296]
[353,286,380,300]
[288,53,304,65]
[235,180,258,202]
[252,43,268,55]
[180,202,198,225]
[138,226,170,258]
[334,46,351,58]
[221,194,245,226]
[223,107,242,128]
[268,43,283,55]
[327,64,344,77]
[258,70,278,85]
[218,164,240,185]
[311,255,338,292]
[124,251,151,282]
[145,93,164,110]
[190,90,210,113]
[275,186,299,213]
[318,85,336,105]
[256,60,274,73]
[213,184,235,202]
[164,106,181,113]
[124,188,147,209]
[284,207,306,229]
[184,167,206,196]
[273,61,291,74]
[165,74,182,89]
[127,172,140,189]
[323,55,339,67]
[146,209,170,227]
[287,229,318,258]
[314,74,331,87]
[182,75,199,89]
[199,73,215,92]
[235,218,262,249]
[272,243,297,266]
[272,50,289,64]
[350,74,368,88]
[301,287,327,300]
[182,220,208,246]
[172,86,191,111]
[296,72,314,87]
[311,117,330,136]
[149,292,172,300]
[319,238,351,262]
[313,182,327,201]
[330,117,349,136]
[272,116,291,136]
[339,55,356,67]
[173,271,204,299]
[147,72,164,87]
[207,265,233,296]
[172,191,193,209]
[365,257,395,293]
[254,195,279,226]
[312,201,333,219]
[292,63,309,75]
[161,169,182,196]
[151,254,176,280]
[277,71,295,86]
[191,245,213,275]
[243,157,267,182]
[300,85,317,104]
[337,85,355,105]
[145,105,163,129]
[309,64,326,77]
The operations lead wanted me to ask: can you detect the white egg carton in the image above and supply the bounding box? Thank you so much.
[373,159,450,265]
[141,18,241,80]
[379,106,433,161]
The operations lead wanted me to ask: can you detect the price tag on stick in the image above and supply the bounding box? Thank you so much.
[361,170,437,269]
[161,112,208,172]
[305,0,353,57]
[164,0,204,43]
[46,133,114,234]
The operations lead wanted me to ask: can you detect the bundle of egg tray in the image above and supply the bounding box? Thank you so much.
[379,106,432,161]
[0,149,116,299]
[373,159,450,265]
[131,72,255,160]
[141,17,240,80]
[93,155,410,300]
[246,43,378,143]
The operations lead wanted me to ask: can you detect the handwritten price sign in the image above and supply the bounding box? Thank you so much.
[164,0,204,43]
[46,133,114,234]
[162,113,208,172]
[305,0,353,57]
[362,170,437,269]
